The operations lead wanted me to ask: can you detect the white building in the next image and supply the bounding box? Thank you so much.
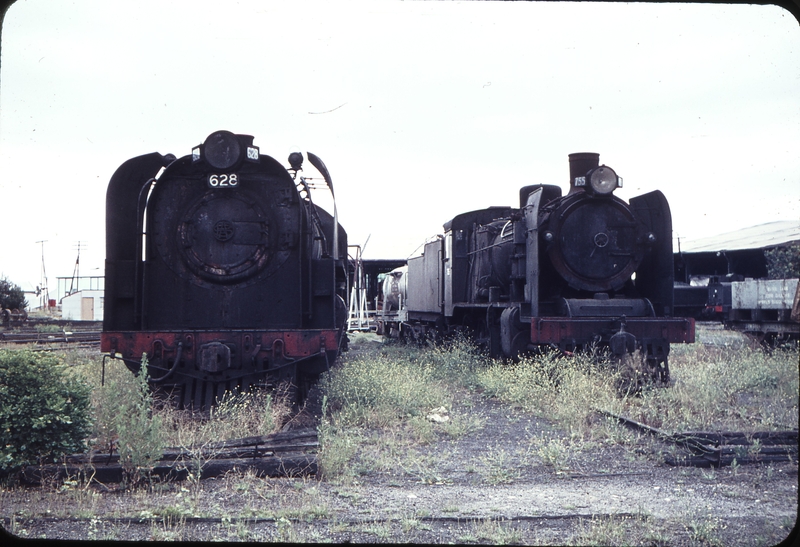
[61,290,104,321]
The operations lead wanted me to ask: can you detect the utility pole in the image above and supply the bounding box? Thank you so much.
[35,240,50,310]
[69,241,86,295]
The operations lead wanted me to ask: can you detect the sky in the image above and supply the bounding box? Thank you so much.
[1,0,798,306]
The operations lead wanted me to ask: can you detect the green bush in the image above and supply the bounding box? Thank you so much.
[0,349,92,473]
[0,276,27,311]
[764,242,800,279]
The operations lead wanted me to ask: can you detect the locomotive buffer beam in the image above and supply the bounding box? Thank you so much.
[528,316,696,348]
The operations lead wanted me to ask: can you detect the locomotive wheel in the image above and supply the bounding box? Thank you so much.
[500,307,530,361]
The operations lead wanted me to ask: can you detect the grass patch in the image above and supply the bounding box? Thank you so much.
[639,343,799,431]
[474,342,798,440]
[1,329,796,542]
[473,348,624,439]
[317,335,483,481]
[570,512,665,546]
[319,333,798,481]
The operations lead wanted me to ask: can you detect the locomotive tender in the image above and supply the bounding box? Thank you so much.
[381,153,695,382]
[101,131,348,408]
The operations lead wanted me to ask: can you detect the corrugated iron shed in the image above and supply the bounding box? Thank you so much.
[678,221,800,253]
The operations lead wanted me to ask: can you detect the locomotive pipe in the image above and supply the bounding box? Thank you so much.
[148,343,183,383]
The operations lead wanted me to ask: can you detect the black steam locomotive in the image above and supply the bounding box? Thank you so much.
[380,153,694,382]
[101,131,348,408]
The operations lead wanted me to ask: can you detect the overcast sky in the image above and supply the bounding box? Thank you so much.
[1,0,798,304]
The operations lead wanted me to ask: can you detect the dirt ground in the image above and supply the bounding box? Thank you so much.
[2,331,798,544]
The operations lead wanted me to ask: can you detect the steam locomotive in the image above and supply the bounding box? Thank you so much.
[378,153,695,382]
[101,131,348,408]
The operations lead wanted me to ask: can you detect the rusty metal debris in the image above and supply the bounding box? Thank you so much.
[598,409,798,468]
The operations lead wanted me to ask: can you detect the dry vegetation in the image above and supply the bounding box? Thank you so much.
[1,328,798,544]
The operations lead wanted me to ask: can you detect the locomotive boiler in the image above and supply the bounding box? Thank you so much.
[101,131,348,408]
[389,152,695,382]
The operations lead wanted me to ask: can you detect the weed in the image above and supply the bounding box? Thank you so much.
[94,354,164,487]
[363,519,393,540]
[320,348,453,427]
[571,513,664,546]
[317,396,361,481]
[398,453,450,484]
[479,446,521,485]
[274,515,296,542]
[470,518,523,545]
[400,515,420,533]
[528,435,572,473]
[149,515,188,541]
[232,518,255,541]
[780,515,797,531]
[34,324,62,333]
[700,468,717,481]
[439,411,487,438]
[156,388,289,448]
[685,511,727,547]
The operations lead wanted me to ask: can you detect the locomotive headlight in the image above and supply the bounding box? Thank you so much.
[288,152,304,170]
[588,166,620,195]
[203,130,242,170]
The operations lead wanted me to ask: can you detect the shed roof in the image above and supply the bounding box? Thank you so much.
[678,221,800,254]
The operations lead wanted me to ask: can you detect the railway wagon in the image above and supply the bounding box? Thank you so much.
[675,277,800,343]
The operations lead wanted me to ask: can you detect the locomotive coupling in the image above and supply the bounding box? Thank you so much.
[610,317,637,357]
[198,341,232,373]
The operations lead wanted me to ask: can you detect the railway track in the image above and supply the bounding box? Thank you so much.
[0,331,101,345]
[21,428,319,485]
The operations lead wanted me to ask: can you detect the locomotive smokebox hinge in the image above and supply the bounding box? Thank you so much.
[198,342,232,373]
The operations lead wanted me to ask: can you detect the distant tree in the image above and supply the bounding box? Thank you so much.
[0,277,27,310]
[764,243,800,280]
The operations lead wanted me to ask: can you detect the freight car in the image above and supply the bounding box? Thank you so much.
[381,153,695,383]
[101,131,348,408]
[674,276,800,343]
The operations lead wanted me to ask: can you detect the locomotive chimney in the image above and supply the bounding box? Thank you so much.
[568,152,600,195]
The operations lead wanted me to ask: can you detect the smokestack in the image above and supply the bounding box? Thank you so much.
[568,152,599,195]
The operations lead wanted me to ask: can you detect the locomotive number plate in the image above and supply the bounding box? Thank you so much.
[207,173,239,188]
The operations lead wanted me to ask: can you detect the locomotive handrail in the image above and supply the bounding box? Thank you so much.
[135,177,157,328]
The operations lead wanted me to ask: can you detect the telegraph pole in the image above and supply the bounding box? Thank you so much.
[69,241,86,295]
[35,240,50,310]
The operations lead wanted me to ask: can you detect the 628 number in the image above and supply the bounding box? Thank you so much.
[208,174,239,188]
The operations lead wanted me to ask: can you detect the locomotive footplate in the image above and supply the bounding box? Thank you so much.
[101,329,340,380]
[529,317,696,348]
